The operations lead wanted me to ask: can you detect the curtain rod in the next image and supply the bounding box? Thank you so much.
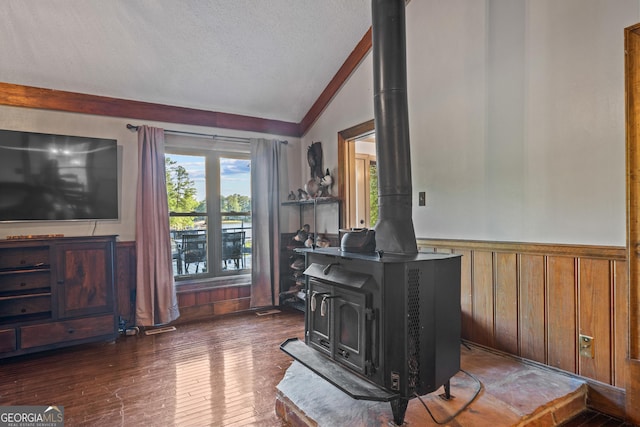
[126,124,287,144]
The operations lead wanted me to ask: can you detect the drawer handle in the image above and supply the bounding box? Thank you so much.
[21,308,27,313]
[20,282,27,287]
[67,329,75,334]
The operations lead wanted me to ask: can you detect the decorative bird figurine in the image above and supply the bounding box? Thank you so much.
[304,233,315,248]
[297,188,309,200]
[307,142,324,180]
[321,168,332,187]
[316,234,331,248]
[315,169,333,197]
[293,229,308,242]
[287,190,296,200]
[305,178,320,198]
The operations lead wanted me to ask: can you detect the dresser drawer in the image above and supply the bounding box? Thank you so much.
[0,271,50,294]
[0,294,51,318]
[0,328,16,352]
[20,314,115,349]
[0,247,49,270]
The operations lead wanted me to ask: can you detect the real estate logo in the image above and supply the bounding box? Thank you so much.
[0,406,64,427]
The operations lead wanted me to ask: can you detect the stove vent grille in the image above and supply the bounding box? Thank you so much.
[407,268,421,392]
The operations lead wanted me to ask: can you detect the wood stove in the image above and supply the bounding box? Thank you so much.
[281,248,461,424]
[281,0,462,424]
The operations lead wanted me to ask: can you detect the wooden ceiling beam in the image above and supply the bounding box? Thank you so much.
[299,28,372,136]
[0,82,301,138]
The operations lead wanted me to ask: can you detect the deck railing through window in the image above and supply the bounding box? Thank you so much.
[170,212,252,278]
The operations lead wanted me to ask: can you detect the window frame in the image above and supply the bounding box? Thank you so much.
[165,136,251,284]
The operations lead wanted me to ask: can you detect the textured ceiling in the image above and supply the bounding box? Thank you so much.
[0,0,372,123]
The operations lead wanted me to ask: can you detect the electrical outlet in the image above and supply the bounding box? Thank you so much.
[579,334,594,358]
[418,191,426,206]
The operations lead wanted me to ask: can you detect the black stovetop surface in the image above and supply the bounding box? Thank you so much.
[296,247,461,263]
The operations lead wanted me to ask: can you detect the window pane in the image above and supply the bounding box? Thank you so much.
[220,157,251,271]
[173,227,208,276]
[166,154,206,215]
[166,154,207,277]
[220,158,251,212]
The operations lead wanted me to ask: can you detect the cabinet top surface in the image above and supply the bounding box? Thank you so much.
[0,235,117,245]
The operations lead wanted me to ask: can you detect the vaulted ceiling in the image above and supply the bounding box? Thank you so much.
[0,0,372,127]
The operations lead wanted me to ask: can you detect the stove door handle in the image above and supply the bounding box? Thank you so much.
[310,291,329,312]
[321,295,328,316]
[320,295,340,317]
[323,263,340,275]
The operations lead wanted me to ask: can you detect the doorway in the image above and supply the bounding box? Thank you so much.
[354,136,377,228]
[338,120,378,229]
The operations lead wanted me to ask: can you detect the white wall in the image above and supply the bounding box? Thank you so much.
[303,0,640,246]
[0,105,301,242]
[304,52,375,183]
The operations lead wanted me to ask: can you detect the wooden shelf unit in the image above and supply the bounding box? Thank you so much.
[280,198,341,310]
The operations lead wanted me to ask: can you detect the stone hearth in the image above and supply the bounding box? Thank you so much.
[276,343,587,426]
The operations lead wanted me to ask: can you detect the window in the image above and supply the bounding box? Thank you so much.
[165,139,251,282]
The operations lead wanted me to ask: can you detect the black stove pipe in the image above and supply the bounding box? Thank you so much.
[372,0,418,255]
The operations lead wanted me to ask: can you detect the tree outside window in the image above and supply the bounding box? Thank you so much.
[165,158,203,230]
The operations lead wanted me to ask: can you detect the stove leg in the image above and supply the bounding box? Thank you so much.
[390,397,408,425]
[444,380,451,400]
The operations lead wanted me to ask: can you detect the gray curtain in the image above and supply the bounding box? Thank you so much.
[250,138,281,308]
[135,125,180,326]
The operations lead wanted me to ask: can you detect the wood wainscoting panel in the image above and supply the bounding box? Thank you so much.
[177,291,196,307]
[613,260,628,389]
[176,284,251,323]
[547,256,577,373]
[419,238,627,391]
[456,249,473,340]
[472,251,494,348]
[578,259,612,384]
[115,241,136,327]
[494,253,519,355]
[519,254,546,364]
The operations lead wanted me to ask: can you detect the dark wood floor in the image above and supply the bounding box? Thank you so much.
[2,309,636,427]
[0,308,305,426]
[561,410,634,427]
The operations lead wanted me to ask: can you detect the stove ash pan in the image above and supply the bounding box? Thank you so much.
[281,249,462,425]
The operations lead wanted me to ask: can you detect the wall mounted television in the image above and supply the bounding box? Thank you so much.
[0,129,118,221]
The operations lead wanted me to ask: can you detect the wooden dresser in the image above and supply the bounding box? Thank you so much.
[0,235,118,358]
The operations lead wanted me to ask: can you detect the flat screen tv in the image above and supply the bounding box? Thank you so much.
[0,129,118,221]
